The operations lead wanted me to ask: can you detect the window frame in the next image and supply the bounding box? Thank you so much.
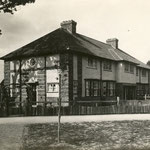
[130,64,134,74]
[136,67,139,76]
[103,60,112,71]
[102,81,116,97]
[87,57,97,69]
[47,82,59,93]
[85,79,100,97]
[142,69,146,77]
[124,62,134,74]
[124,63,130,73]
[136,84,149,97]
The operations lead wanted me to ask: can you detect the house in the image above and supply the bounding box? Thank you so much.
[1,20,150,114]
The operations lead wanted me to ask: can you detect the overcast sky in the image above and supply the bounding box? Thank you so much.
[0,0,150,81]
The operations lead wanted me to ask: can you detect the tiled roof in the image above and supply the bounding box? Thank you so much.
[1,28,150,69]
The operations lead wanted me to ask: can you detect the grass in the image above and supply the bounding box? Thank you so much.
[1,120,150,150]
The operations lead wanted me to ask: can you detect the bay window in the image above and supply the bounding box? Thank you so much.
[85,80,100,96]
[85,80,116,97]
[102,81,116,97]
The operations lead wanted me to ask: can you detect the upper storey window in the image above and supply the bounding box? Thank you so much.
[142,69,146,77]
[136,68,139,76]
[87,57,97,68]
[130,64,134,74]
[124,63,129,72]
[124,63,134,74]
[103,60,112,71]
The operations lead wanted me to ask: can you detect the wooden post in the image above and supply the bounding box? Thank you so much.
[58,73,61,143]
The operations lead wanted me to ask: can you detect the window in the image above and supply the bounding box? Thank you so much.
[102,82,107,96]
[136,84,149,98]
[125,63,129,72]
[130,64,134,74]
[102,81,116,97]
[103,61,112,71]
[87,57,97,68]
[92,81,99,96]
[125,63,134,74]
[136,68,139,76]
[142,69,146,77]
[107,82,115,96]
[85,80,90,96]
[85,80,100,96]
[47,83,59,93]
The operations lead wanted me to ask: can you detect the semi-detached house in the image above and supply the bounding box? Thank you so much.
[1,20,150,111]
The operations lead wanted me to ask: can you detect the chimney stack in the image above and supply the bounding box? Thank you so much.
[106,38,119,49]
[60,20,77,34]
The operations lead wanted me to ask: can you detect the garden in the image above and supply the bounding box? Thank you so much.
[1,119,150,150]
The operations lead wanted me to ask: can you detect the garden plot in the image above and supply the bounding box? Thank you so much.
[1,120,150,150]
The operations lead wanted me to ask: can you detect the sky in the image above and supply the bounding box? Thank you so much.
[0,0,150,81]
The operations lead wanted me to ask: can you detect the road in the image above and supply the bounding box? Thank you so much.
[0,114,150,124]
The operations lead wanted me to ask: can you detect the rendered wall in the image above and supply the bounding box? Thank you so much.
[102,61,116,81]
[116,62,136,84]
[82,56,101,97]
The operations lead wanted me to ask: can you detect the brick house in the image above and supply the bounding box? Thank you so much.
[1,20,150,113]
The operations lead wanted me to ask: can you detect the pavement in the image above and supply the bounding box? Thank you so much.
[0,114,150,124]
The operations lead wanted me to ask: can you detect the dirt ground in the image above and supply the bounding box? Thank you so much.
[0,115,150,150]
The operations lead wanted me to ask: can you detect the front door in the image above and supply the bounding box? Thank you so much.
[124,86,136,100]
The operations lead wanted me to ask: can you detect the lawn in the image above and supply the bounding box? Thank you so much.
[1,120,150,150]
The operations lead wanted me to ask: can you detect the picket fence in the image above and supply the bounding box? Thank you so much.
[1,100,150,117]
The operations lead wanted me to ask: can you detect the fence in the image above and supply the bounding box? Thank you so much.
[1,99,150,117]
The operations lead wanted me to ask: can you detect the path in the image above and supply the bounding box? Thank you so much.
[0,114,150,124]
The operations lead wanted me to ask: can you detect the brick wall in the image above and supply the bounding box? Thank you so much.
[4,61,10,87]
[37,69,46,104]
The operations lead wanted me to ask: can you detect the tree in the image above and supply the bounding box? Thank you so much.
[0,0,35,34]
[0,0,35,14]
[147,60,150,66]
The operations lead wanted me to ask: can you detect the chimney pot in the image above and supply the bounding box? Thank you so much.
[106,38,119,49]
[60,20,77,34]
